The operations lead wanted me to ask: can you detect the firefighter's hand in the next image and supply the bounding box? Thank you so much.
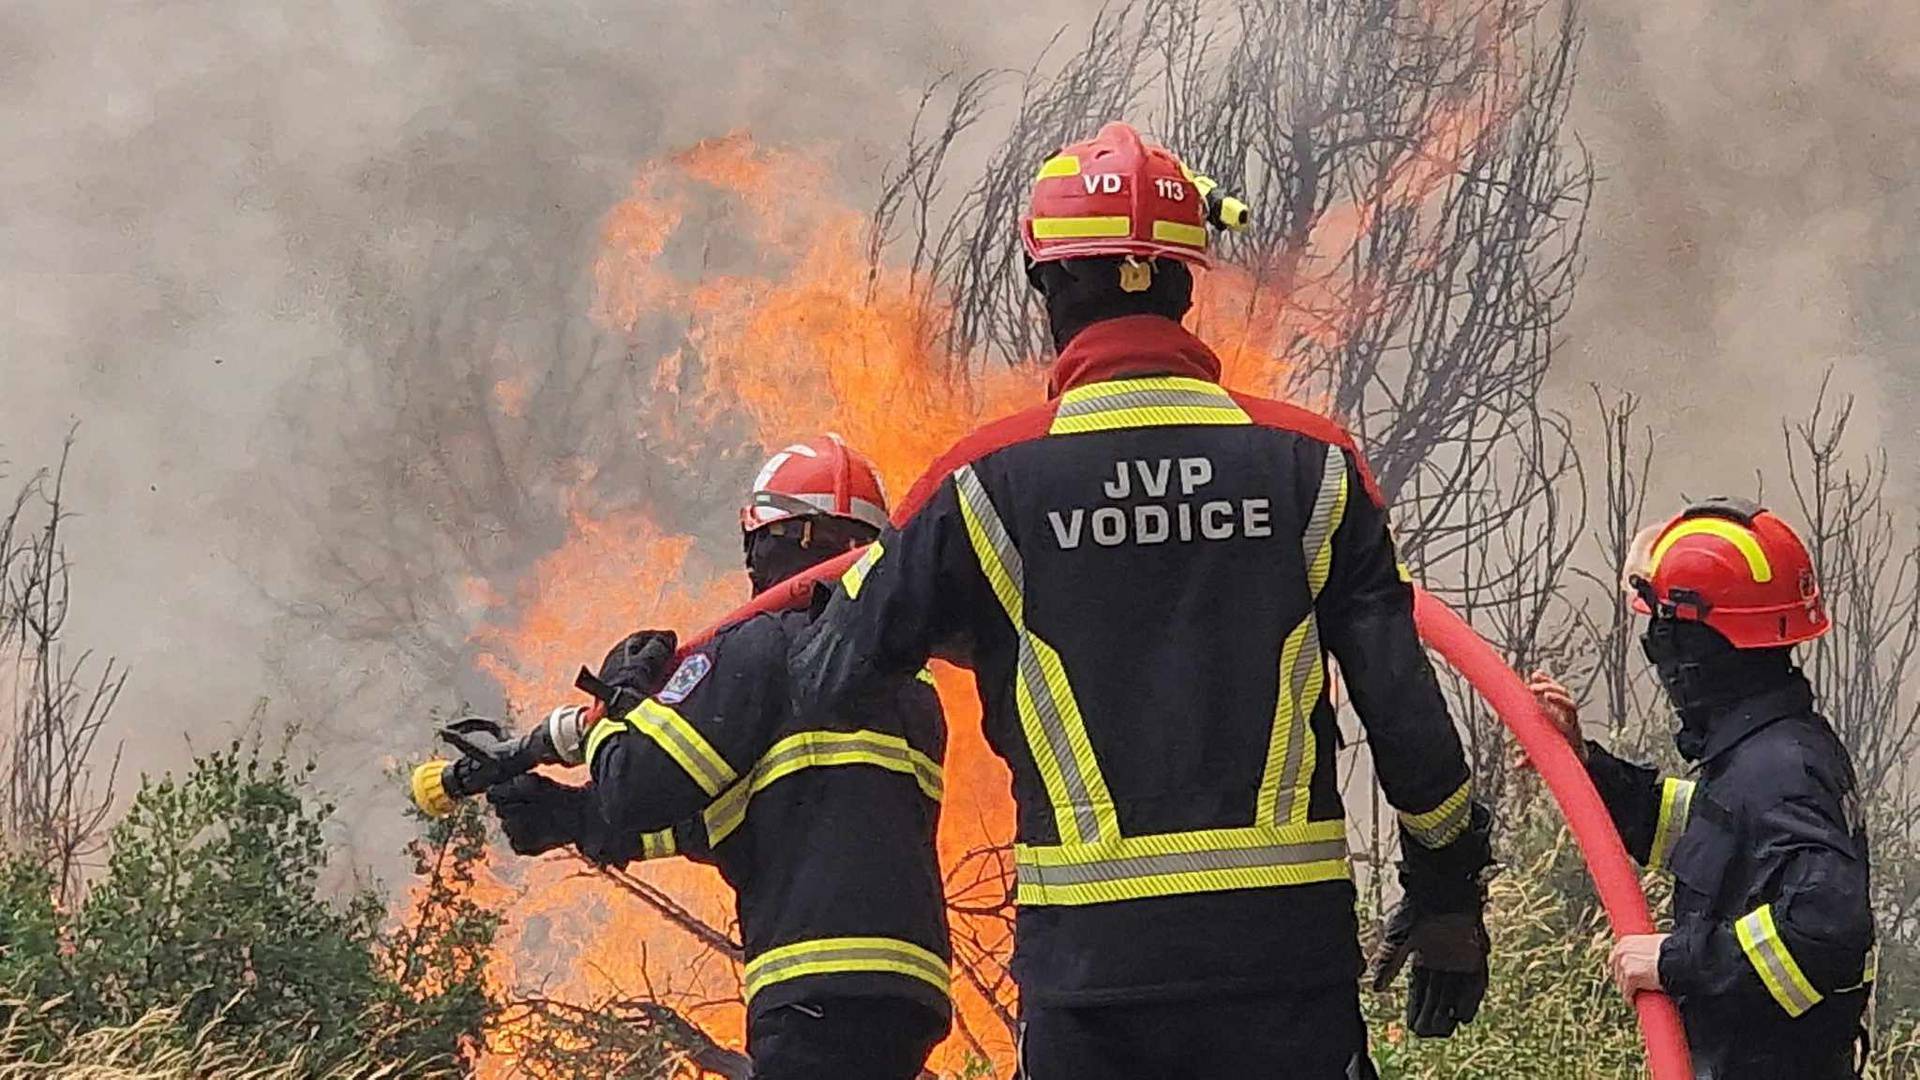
[486,773,587,856]
[1517,669,1587,768]
[1370,901,1490,1038]
[599,630,679,700]
[1609,933,1668,1001]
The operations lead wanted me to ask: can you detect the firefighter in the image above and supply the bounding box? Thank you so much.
[486,435,952,1080]
[1528,498,1875,1079]
[790,122,1492,1078]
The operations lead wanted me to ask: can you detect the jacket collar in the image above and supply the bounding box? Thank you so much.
[1048,315,1224,398]
[1695,678,1815,767]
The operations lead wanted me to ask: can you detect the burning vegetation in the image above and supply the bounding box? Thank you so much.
[433,0,1587,1070]
[8,0,1920,1078]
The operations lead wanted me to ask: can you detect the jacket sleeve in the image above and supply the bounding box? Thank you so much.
[790,477,975,720]
[1314,445,1488,904]
[1660,789,1875,1016]
[576,815,712,869]
[585,619,787,835]
[1583,743,1694,870]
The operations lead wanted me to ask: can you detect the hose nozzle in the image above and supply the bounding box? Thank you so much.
[410,759,457,818]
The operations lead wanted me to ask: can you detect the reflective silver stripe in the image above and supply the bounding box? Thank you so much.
[1053,387,1244,418]
[1303,446,1348,595]
[703,729,942,844]
[1269,615,1324,824]
[1017,635,1104,843]
[1401,780,1474,848]
[631,701,736,796]
[1736,904,1824,1017]
[1021,837,1352,890]
[1648,778,1695,870]
[953,466,1024,612]
[1263,444,1350,825]
[742,938,949,1002]
[954,464,1113,844]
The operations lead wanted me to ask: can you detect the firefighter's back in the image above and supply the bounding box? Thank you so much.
[948,375,1373,1004]
[700,611,953,1024]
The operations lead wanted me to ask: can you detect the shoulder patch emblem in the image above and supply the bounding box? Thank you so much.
[657,653,712,705]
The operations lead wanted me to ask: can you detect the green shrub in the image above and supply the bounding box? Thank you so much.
[0,742,495,1075]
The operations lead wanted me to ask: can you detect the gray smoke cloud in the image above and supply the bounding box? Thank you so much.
[1558,0,1920,500]
[0,0,1096,877]
[1,0,1912,881]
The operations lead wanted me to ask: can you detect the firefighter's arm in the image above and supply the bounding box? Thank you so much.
[1582,746,1693,870]
[576,815,712,869]
[1315,446,1488,903]
[1660,794,1875,1015]
[790,478,971,719]
[586,620,786,835]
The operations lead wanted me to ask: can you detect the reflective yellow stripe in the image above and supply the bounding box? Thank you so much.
[1031,215,1133,240]
[1151,220,1208,247]
[1845,944,1879,991]
[584,715,633,769]
[1257,445,1348,826]
[953,466,1118,846]
[742,936,949,1003]
[1736,904,1824,1017]
[638,828,677,860]
[1401,779,1474,849]
[1016,821,1350,906]
[953,468,1024,621]
[915,667,937,687]
[703,729,944,845]
[1035,154,1081,179]
[1304,448,1350,596]
[1648,778,1696,871]
[1652,519,1774,583]
[840,542,884,599]
[1049,376,1250,435]
[630,699,737,797]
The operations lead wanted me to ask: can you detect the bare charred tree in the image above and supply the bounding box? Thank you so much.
[1778,378,1920,1013]
[871,0,1595,1027]
[293,0,1597,1068]
[0,437,125,901]
[1786,379,1920,824]
[1576,389,1660,753]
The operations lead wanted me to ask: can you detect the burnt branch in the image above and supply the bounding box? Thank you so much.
[1,433,126,900]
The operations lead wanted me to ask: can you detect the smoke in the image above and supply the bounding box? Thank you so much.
[1558,0,1920,499]
[0,0,1095,875]
[2,0,1912,881]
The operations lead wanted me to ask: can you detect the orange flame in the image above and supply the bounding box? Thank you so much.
[439,43,1517,1062]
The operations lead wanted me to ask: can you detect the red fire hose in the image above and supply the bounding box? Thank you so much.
[1412,588,1692,1079]
[672,547,864,656]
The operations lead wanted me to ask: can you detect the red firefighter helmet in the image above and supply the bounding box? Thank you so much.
[1022,121,1222,269]
[739,434,889,534]
[1628,498,1829,649]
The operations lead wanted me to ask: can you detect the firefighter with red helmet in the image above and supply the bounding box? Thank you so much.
[791,122,1492,1078]
[1530,498,1875,1079]
[486,435,952,1080]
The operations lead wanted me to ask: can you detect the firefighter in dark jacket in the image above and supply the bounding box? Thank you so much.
[790,122,1493,1079]
[486,435,952,1080]
[1530,498,1875,1079]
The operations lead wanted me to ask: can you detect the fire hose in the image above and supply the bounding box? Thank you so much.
[410,551,1691,1076]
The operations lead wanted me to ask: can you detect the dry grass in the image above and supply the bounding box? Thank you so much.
[0,1005,414,1080]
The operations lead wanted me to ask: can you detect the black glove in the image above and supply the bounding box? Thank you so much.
[486,773,588,856]
[577,630,679,718]
[1369,898,1489,1038]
